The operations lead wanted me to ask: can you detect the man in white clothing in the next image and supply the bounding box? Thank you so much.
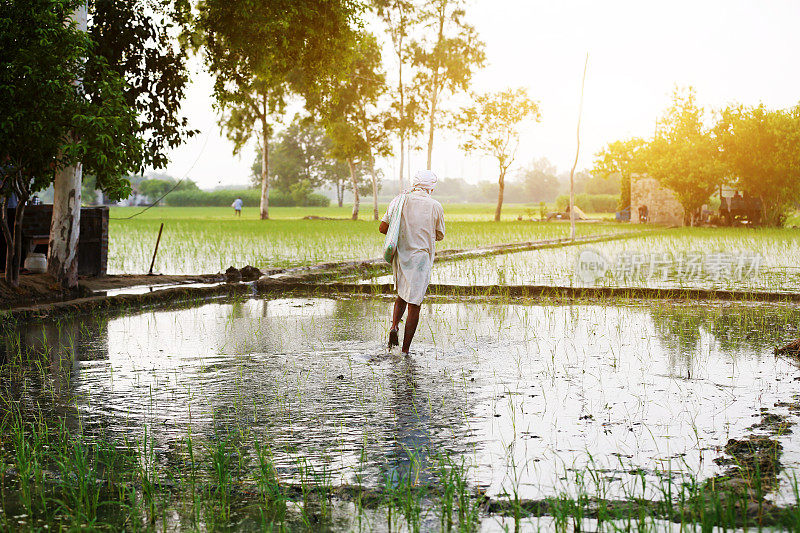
[379,170,445,354]
[232,197,243,216]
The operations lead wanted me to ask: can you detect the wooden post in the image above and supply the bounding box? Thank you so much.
[148,223,164,276]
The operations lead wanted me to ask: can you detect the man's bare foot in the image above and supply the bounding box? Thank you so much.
[388,328,399,348]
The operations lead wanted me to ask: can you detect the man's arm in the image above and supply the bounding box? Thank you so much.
[379,221,389,234]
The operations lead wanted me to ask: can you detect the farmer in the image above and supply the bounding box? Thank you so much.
[379,169,445,355]
[231,197,243,217]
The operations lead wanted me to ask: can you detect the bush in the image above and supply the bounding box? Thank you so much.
[555,193,619,213]
[165,189,330,207]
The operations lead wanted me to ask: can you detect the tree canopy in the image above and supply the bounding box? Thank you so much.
[716,103,800,225]
[250,117,351,204]
[0,0,144,284]
[312,33,390,220]
[646,87,725,224]
[193,0,362,219]
[410,0,485,170]
[454,87,540,221]
[89,0,196,170]
[591,137,647,210]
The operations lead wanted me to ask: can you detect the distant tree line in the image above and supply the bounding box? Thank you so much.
[424,157,618,207]
[592,87,800,226]
[166,189,329,208]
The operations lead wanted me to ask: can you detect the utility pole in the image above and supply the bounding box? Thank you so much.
[48,2,87,288]
[569,53,589,241]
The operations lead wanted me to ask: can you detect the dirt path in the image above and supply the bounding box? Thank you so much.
[0,273,222,310]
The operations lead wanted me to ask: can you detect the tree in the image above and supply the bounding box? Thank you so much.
[138,177,198,204]
[374,0,423,190]
[0,0,144,287]
[410,0,485,170]
[313,34,391,220]
[194,0,361,220]
[518,157,561,202]
[47,0,194,288]
[583,172,621,195]
[715,103,800,226]
[454,88,540,221]
[89,0,195,169]
[250,118,351,206]
[647,87,725,225]
[590,137,647,210]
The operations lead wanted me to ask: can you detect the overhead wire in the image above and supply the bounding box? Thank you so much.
[109,129,212,220]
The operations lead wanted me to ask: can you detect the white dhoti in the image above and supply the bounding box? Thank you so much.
[382,189,445,305]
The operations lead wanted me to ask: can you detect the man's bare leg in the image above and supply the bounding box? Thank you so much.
[389,297,407,348]
[401,304,420,354]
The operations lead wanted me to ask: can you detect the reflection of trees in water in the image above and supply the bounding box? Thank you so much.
[650,303,800,363]
[705,304,800,353]
[0,314,109,431]
[651,306,704,373]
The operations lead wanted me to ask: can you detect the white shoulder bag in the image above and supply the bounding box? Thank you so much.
[383,194,407,263]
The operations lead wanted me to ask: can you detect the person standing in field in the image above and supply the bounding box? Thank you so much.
[232,197,243,217]
[379,170,445,355]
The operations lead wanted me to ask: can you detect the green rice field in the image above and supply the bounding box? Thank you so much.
[108,205,628,275]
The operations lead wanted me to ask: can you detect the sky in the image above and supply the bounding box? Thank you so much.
[160,0,800,190]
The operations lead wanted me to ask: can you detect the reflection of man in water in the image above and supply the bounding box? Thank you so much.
[382,355,432,487]
[379,170,445,355]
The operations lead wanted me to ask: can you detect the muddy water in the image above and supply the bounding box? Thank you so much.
[2,297,800,502]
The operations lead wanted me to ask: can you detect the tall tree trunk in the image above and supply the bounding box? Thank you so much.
[370,156,379,221]
[11,199,26,285]
[399,135,405,191]
[1,198,13,284]
[48,3,87,289]
[494,169,505,222]
[348,158,359,220]
[569,53,589,240]
[397,50,405,190]
[425,91,438,170]
[49,162,83,288]
[259,110,270,220]
[425,3,446,171]
[337,179,344,207]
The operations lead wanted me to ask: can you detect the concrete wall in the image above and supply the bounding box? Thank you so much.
[631,176,684,226]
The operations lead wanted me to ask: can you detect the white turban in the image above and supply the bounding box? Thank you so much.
[412,169,438,191]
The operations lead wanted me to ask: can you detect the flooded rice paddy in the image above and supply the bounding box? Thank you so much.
[3,294,800,529]
[363,230,800,293]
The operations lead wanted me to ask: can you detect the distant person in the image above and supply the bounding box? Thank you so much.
[730,191,744,212]
[231,197,243,217]
[379,170,445,355]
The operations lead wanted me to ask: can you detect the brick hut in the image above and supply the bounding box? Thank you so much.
[630,176,684,225]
